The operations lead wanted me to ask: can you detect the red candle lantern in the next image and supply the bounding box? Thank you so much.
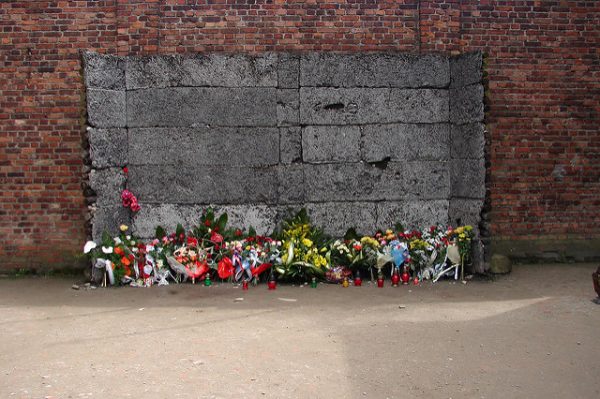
[242,280,249,290]
[401,265,410,285]
[354,270,362,287]
[377,273,384,288]
[413,277,419,285]
[391,268,400,287]
[267,272,277,290]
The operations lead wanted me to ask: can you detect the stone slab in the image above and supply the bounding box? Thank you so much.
[276,89,300,126]
[448,198,484,229]
[127,165,283,205]
[305,202,377,236]
[451,159,486,199]
[450,51,483,88]
[128,127,279,167]
[300,88,449,125]
[88,128,128,168]
[92,205,131,241]
[403,161,450,200]
[376,200,450,230]
[86,89,126,128]
[125,54,278,89]
[450,84,484,124]
[83,52,126,90]
[132,204,279,238]
[301,53,449,88]
[278,54,300,89]
[126,87,280,127]
[88,168,126,206]
[277,164,305,204]
[302,125,361,163]
[361,123,449,162]
[280,127,302,164]
[450,123,485,159]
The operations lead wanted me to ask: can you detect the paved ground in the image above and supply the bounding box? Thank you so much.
[0,263,598,399]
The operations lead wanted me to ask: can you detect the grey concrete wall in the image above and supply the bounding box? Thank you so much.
[84,52,484,251]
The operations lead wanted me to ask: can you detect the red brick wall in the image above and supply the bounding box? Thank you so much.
[1,0,599,270]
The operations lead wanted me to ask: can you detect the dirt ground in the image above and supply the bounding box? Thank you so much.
[0,264,598,399]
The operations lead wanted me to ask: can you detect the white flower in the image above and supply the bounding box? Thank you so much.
[83,241,97,254]
[114,237,122,244]
[130,241,135,246]
[145,244,155,253]
[126,235,131,240]
[102,246,113,254]
[132,247,138,253]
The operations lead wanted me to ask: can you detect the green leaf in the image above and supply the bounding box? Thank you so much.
[394,222,405,233]
[155,225,166,240]
[175,223,185,238]
[101,231,112,247]
[248,226,257,238]
[344,227,359,241]
[216,213,228,231]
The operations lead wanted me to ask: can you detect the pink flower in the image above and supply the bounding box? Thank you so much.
[121,189,141,212]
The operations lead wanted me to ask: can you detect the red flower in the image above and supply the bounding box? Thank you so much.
[234,229,243,237]
[204,219,211,227]
[187,237,198,247]
[211,231,223,244]
[122,166,129,175]
[218,257,234,279]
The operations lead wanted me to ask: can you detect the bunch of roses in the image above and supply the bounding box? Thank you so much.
[121,189,140,212]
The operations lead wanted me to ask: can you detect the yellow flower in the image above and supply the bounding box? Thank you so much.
[302,238,313,248]
[119,224,129,232]
[245,245,251,251]
[454,226,464,234]
[459,233,466,239]
[465,225,473,231]
[385,229,393,235]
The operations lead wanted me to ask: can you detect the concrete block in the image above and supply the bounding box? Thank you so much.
[376,200,449,230]
[450,51,483,88]
[92,205,131,241]
[300,88,448,125]
[300,53,449,88]
[132,204,202,239]
[403,161,450,200]
[450,123,485,159]
[302,125,361,163]
[278,54,300,89]
[451,159,486,199]
[125,54,278,89]
[86,89,126,128]
[280,127,302,164]
[305,202,377,236]
[450,84,484,124]
[214,205,280,235]
[83,52,126,90]
[303,163,384,202]
[278,164,305,204]
[276,89,300,126]
[89,168,126,206]
[132,203,279,238]
[88,128,128,168]
[448,198,484,228]
[128,127,279,167]
[126,87,279,127]
[361,124,449,162]
[127,165,279,204]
